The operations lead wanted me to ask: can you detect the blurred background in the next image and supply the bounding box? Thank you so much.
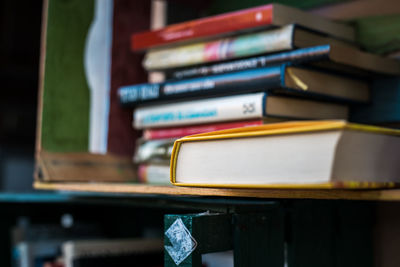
[0,0,42,192]
[1,1,400,267]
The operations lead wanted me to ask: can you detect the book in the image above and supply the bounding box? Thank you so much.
[133,93,349,129]
[131,3,355,51]
[387,50,400,60]
[138,164,171,185]
[355,14,400,55]
[310,0,400,20]
[62,238,163,267]
[168,44,400,79]
[119,65,370,107]
[310,1,400,55]
[143,120,273,139]
[170,120,400,188]
[134,138,175,165]
[169,45,332,79]
[143,25,354,70]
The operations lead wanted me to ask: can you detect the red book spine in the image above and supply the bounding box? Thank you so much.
[131,5,273,51]
[143,120,264,140]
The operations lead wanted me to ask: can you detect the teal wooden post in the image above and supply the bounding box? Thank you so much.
[164,203,285,267]
[164,212,232,267]
[233,209,285,267]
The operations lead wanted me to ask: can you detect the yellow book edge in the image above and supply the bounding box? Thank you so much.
[170,120,400,189]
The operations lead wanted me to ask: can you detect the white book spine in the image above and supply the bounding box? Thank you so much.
[134,93,265,129]
[144,165,171,184]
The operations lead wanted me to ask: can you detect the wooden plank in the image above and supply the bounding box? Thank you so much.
[36,151,136,182]
[33,182,400,201]
[35,0,48,156]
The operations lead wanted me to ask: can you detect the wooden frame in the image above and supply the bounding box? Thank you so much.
[34,182,400,201]
[34,0,400,201]
[35,0,147,182]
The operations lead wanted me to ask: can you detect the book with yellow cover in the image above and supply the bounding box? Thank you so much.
[170,120,400,189]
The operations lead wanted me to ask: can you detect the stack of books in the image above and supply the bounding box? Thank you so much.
[119,4,400,186]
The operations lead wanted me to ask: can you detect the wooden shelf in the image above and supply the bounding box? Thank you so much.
[34,182,400,201]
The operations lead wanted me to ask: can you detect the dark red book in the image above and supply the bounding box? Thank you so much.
[131,3,354,51]
[143,120,267,140]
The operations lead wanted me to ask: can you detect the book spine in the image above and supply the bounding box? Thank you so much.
[134,93,266,129]
[134,139,175,164]
[143,25,294,70]
[138,164,171,184]
[119,66,282,106]
[143,120,265,139]
[170,45,331,79]
[131,5,274,51]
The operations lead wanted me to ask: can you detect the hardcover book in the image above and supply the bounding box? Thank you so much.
[143,25,354,70]
[169,44,400,79]
[138,164,171,185]
[170,120,400,188]
[119,65,370,107]
[169,45,332,79]
[134,138,175,165]
[143,120,273,139]
[133,93,348,129]
[131,3,354,51]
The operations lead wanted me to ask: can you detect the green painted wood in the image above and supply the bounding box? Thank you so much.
[164,214,202,267]
[334,202,374,267]
[164,213,232,267]
[206,0,350,15]
[287,201,336,267]
[287,201,374,267]
[233,208,284,267]
[41,0,93,152]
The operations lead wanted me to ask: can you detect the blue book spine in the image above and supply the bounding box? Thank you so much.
[118,65,283,107]
[169,45,331,79]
